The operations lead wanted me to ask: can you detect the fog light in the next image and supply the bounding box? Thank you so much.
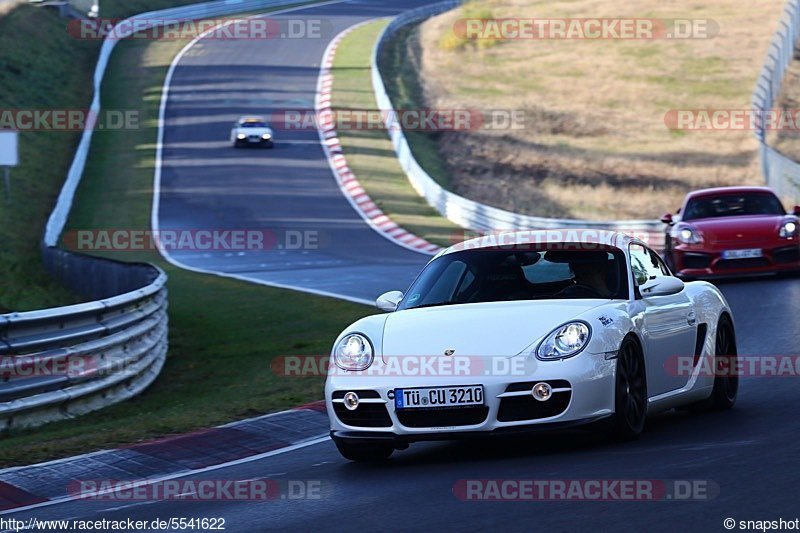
[531,382,552,402]
[343,391,359,411]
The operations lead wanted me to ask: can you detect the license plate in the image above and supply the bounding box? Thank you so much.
[722,248,762,259]
[394,385,484,409]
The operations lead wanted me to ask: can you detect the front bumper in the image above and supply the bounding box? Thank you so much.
[234,136,273,146]
[672,241,800,278]
[325,353,616,440]
[331,415,612,445]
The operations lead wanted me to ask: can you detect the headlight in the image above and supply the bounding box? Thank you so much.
[334,333,374,371]
[261,133,272,140]
[236,133,246,140]
[536,321,591,360]
[674,225,703,244]
[779,220,798,238]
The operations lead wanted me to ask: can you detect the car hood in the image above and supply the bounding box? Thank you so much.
[687,215,787,241]
[381,299,608,359]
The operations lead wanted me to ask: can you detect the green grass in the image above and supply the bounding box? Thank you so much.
[0,1,372,467]
[0,0,264,314]
[333,20,460,247]
[377,23,453,191]
[0,5,97,312]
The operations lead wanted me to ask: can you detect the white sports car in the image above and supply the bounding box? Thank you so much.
[231,116,274,148]
[326,230,738,461]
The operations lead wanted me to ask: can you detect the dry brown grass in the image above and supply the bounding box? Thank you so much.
[415,0,785,219]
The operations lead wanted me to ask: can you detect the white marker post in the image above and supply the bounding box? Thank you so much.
[0,130,19,201]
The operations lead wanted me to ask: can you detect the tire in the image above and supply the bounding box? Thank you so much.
[611,336,647,440]
[708,315,738,410]
[334,438,394,462]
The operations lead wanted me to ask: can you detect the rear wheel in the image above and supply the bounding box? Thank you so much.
[709,315,738,410]
[334,438,394,462]
[611,337,647,440]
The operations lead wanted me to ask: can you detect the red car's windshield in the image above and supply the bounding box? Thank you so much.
[682,193,785,221]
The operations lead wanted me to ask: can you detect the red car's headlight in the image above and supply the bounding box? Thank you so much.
[672,225,703,245]
[779,220,798,239]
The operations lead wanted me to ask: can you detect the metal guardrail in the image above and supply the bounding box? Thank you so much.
[0,251,167,430]
[371,1,664,246]
[4,0,315,430]
[752,0,800,203]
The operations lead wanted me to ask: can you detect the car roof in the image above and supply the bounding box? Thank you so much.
[685,186,776,201]
[238,116,267,123]
[441,229,638,255]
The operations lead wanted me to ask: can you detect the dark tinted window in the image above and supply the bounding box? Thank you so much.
[399,245,628,310]
[240,121,267,128]
[683,193,784,220]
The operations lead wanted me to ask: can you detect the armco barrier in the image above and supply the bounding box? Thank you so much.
[372,0,670,247]
[4,0,317,431]
[752,0,800,202]
[0,248,167,430]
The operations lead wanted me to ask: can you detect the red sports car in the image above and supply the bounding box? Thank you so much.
[662,186,800,279]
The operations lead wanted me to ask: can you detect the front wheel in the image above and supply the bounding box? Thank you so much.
[611,337,647,440]
[334,438,394,462]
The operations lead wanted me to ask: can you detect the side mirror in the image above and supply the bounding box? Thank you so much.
[640,276,685,297]
[660,213,673,225]
[376,291,403,312]
[793,205,800,216]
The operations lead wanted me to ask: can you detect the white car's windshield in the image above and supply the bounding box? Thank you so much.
[398,245,628,310]
[240,121,268,128]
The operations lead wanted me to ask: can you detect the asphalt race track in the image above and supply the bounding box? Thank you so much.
[5,275,800,531]
[6,1,800,531]
[154,0,440,304]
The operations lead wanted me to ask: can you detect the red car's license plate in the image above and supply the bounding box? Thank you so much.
[721,248,762,259]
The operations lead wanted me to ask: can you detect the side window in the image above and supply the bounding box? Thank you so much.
[649,248,671,276]
[418,261,468,305]
[629,244,666,286]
